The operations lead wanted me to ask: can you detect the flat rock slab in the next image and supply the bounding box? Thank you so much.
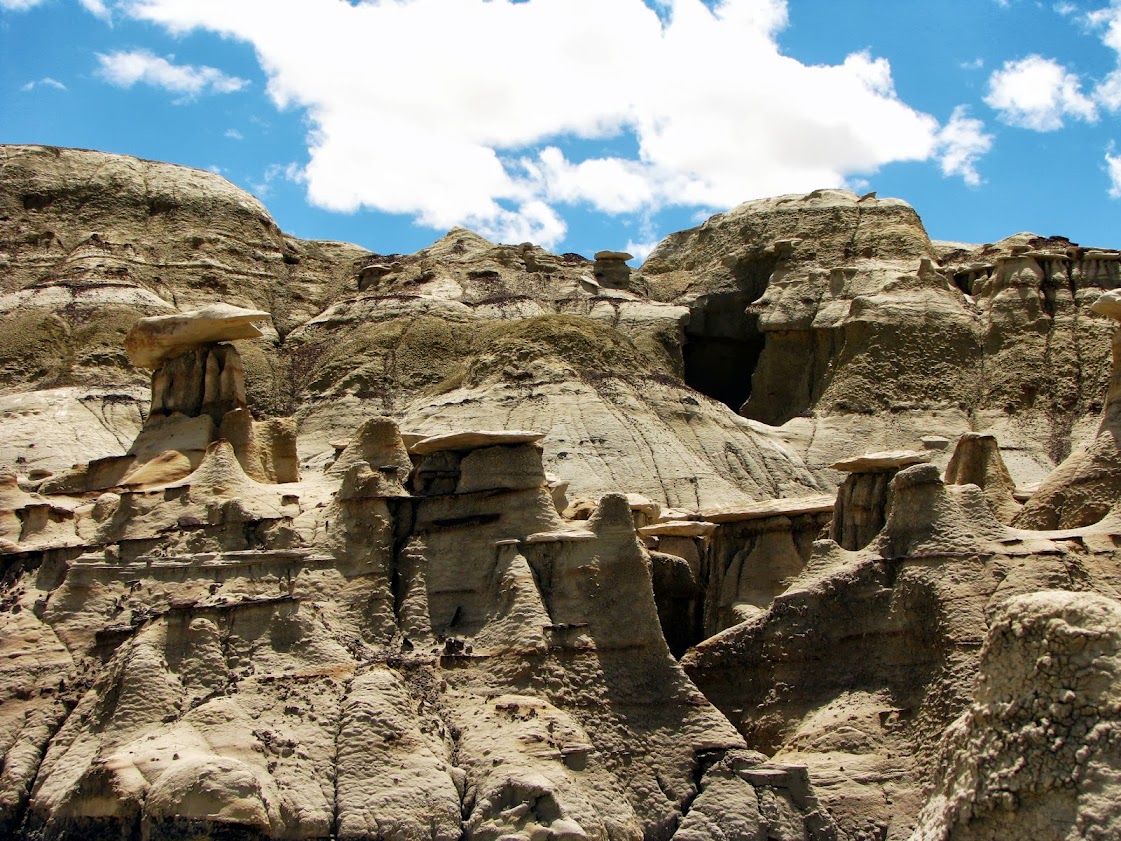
[409,430,544,455]
[639,521,718,538]
[525,531,597,543]
[830,450,931,473]
[701,494,835,523]
[126,303,269,368]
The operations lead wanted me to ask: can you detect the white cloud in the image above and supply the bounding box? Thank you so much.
[3,0,109,13]
[935,106,993,186]
[224,128,244,140]
[1089,3,1121,110]
[79,0,110,18]
[250,161,305,198]
[984,54,1097,130]
[20,77,66,92]
[1107,149,1121,198]
[528,147,657,215]
[114,0,962,247]
[96,49,248,98]
[625,239,660,264]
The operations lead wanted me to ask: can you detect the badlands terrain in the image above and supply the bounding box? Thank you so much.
[2,143,1121,840]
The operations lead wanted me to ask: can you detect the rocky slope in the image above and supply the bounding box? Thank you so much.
[2,144,1121,841]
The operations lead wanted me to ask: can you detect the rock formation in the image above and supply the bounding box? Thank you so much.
[1013,289,1121,529]
[943,432,1021,524]
[912,591,1121,841]
[3,144,1121,841]
[828,451,931,550]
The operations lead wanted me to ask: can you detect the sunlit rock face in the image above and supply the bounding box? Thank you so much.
[4,144,1121,841]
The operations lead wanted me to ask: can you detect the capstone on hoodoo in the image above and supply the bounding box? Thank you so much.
[42,303,297,495]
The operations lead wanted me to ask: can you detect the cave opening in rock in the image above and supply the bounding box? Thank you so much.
[682,290,765,413]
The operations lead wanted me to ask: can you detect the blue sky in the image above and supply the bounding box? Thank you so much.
[3,0,1121,261]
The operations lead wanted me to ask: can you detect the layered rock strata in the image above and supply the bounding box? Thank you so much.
[4,145,1121,841]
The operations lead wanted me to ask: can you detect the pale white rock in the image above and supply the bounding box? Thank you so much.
[125,303,269,369]
[639,521,718,538]
[409,429,545,455]
[701,494,834,524]
[830,450,931,473]
[1090,288,1121,321]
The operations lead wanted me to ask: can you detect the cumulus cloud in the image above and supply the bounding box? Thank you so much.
[96,49,248,98]
[0,0,47,10]
[112,0,974,246]
[985,54,1097,130]
[935,106,993,186]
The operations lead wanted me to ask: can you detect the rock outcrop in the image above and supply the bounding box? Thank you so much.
[828,451,931,550]
[911,591,1121,841]
[640,192,1116,489]
[3,144,1121,841]
[1013,290,1121,529]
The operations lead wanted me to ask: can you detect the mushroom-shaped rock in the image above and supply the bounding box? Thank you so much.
[125,303,269,369]
[830,452,932,550]
[625,493,661,527]
[356,261,403,291]
[639,521,718,538]
[874,463,1005,557]
[592,250,634,290]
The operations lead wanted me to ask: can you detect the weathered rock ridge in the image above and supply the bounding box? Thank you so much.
[2,144,1121,841]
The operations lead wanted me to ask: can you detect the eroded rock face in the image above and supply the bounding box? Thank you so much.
[912,591,1121,841]
[1013,290,1121,529]
[5,407,846,841]
[4,145,1121,841]
[640,192,1116,489]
